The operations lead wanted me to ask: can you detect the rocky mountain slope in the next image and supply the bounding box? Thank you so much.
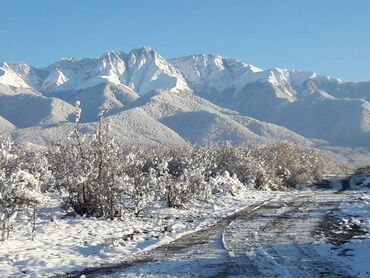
[1,47,370,163]
[170,55,370,147]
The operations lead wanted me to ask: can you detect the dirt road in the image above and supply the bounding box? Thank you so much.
[62,189,368,278]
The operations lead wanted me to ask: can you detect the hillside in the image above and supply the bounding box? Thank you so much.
[1,47,370,165]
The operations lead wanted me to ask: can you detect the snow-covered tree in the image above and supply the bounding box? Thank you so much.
[49,104,127,218]
[0,139,41,240]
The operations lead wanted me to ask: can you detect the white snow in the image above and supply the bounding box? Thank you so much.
[28,47,190,96]
[0,63,30,89]
[96,189,370,278]
[325,193,370,277]
[1,47,370,157]
[0,188,278,277]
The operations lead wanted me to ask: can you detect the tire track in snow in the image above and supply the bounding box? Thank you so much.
[222,192,355,277]
[59,192,357,277]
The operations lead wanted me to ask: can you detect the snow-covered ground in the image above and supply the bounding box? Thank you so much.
[0,187,279,277]
[72,188,370,278]
[1,176,369,278]
[328,192,370,276]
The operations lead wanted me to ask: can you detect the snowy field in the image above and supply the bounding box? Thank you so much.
[0,187,279,277]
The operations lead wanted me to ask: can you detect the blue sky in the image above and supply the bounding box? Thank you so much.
[1,0,369,81]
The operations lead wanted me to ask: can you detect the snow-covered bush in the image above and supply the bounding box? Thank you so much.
[209,143,276,189]
[210,142,327,190]
[50,133,329,218]
[208,171,244,196]
[160,146,216,207]
[138,145,219,208]
[48,105,126,218]
[266,142,326,188]
[22,151,54,192]
[118,147,159,216]
[350,166,370,190]
[0,139,41,240]
[48,104,166,217]
[47,103,329,219]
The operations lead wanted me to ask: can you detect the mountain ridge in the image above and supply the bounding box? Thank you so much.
[1,47,370,165]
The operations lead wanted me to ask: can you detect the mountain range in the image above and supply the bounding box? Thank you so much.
[1,47,370,165]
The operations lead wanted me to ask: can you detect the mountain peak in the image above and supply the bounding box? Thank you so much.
[61,57,77,62]
[128,46,156,58]
[8,46,189,95]
[140,46,155,54]
[100,50,125,60]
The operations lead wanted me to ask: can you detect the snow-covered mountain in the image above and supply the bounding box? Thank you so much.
[0,63,31,89]
[170,54,370,148]
[1,47,370,163]
[8,47,189,97]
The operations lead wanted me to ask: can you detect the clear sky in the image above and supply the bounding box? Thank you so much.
[1,0,369,81]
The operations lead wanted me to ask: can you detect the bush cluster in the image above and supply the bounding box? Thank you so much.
[0,103,329,239]
[47,112,327,218]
